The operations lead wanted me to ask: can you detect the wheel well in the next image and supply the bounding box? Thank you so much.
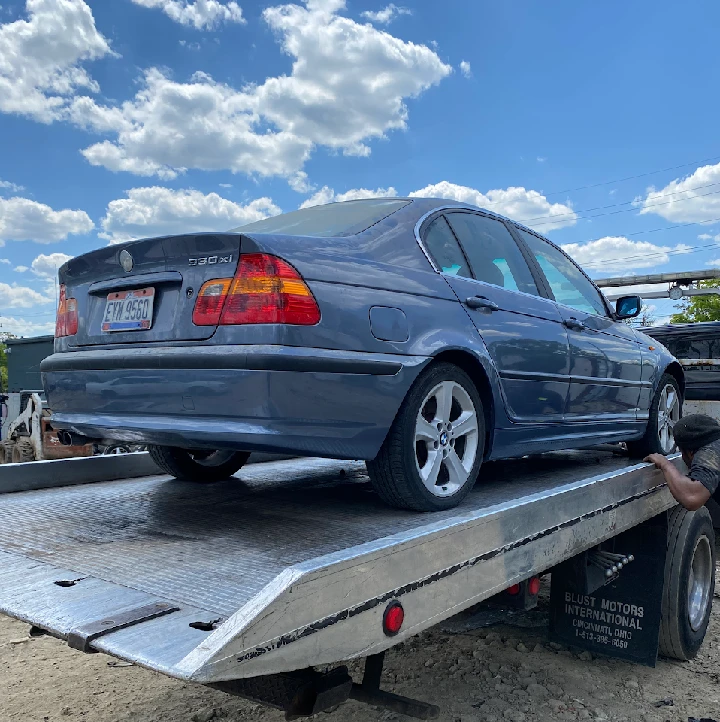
[664,362,686,399]
[431,350,495,458]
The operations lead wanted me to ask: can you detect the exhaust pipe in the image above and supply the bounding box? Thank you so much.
[57,430,93,447]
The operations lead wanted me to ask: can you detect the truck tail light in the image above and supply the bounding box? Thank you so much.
[383,601,404,636]
[55,285,78,337]
[192,254,320,327]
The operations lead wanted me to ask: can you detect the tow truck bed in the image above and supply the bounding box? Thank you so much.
[0,450,677,687]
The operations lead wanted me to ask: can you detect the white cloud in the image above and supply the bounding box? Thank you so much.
[130,0,245,30]
[219,183,233,188]
[14,265,28,272]
[31,251,73,278]
[0,314,55,336]
[0,196,94,245]
[536,156,546,163]
[288,171,315,194]
[640,161,720,223]
[562,236,691,273]
[459,61,472,78]
[99,186,281,243]
[0,0,113,123]
[0,281,52,308]
[0,178,24,192]
[361,4,411,24]
[706,258,720,268]
[409,181,577,231]
[0,258,11,264]
[299,185,397,208]
[75,1,450,179]
[697,232,720,242]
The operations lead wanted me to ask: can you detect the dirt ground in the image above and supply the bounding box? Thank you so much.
[2,541,719,722]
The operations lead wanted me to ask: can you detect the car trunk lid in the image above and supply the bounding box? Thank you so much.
[63,233,241,346]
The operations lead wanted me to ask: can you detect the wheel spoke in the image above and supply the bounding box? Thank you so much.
[415,417,438,443]
[666,388,677,414]
[452,410,478,439]
[435,382,454,425]
[444,448,469,487]
[419,449,443,489]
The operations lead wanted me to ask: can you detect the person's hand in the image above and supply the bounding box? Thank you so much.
[644,453,669,469]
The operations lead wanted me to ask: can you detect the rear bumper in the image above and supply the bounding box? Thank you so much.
[42,345,427,459]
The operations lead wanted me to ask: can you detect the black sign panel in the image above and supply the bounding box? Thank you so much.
[549,513,668,667]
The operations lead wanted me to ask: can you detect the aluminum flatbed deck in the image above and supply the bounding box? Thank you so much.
[0,450,678,688]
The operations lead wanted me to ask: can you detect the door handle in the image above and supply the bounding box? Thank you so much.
[563,317,586,331]
[465,296,499,311]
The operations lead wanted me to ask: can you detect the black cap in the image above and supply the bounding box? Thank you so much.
[673,414,720,452]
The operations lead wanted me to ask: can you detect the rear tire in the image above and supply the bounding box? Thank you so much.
[367,362,485,512]
[148,446,250,483]
[627,374,682,458]
[659,505,715,660]
[11,438,35,463]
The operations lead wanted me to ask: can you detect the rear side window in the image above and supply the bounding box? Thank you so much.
[445,213,539,296]
[230,199,411,237]
[516,228,607,316]
[661,335,720,359]
[422,216,472,278]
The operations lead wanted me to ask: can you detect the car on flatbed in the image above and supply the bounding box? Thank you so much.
[42,197,684,511]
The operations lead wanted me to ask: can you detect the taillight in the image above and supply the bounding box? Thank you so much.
[192,254,320,326]
[55,285,78,337]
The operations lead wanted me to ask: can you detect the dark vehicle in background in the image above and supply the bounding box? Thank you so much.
[643,322,720,401]
[42,198,683,511]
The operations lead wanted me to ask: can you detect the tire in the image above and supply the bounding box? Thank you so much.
[0,440,16,464]
[148,446,250,483]
[11,438,36,463]
[627,374,682,458]
[367,362,485,512]
[659,505,716,660]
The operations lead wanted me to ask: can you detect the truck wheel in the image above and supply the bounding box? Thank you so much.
[0,440,16,464]
[659,505,716,661]
[11,438,36,463]
[148,446,250,482]
[367,362,485,512]
[627,374,682,457]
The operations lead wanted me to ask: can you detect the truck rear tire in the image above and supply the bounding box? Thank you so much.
[659,505,716,661]
[11,438,35,463]
[148,446,250,483]
[367,362,485,512]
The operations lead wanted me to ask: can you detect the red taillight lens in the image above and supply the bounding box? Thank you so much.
[506,584,521,596]
[192,279,232,326]
[383,601,404,636]
[192,254,321,327]
[528,576,541,596]
[55,285,78,337]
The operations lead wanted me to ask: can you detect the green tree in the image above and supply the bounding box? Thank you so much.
[0,333,16,393]
[671,280,720,323]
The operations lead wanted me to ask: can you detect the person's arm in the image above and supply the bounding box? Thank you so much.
[644,454,711,511]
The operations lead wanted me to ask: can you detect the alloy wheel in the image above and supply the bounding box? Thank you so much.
[657,383,680,454]
[414,380,479,497]
[688,534,714,632]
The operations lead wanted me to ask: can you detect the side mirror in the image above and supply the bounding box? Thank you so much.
[615,295,642,319]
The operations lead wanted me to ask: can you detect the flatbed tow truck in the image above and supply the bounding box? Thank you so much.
[0,450,716,720]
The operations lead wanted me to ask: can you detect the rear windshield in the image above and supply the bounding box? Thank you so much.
[230,199,411,237]
[649,333,720,359]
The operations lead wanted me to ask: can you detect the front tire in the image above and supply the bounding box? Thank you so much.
[627,373,682,457]
[148,446,250,483]
[367,362,485,511]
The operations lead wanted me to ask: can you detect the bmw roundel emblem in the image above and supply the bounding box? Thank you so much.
[119,249,134,272]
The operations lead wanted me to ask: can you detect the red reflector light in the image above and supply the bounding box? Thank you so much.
[55,284,78,338]
[192,254,320,327]
[506,584,521,596]
[528,576,541,596]
[383,601,404,636]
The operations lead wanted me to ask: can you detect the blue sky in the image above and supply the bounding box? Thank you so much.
[2,0,720,335]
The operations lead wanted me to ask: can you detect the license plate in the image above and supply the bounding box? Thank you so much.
[102,287,155,332]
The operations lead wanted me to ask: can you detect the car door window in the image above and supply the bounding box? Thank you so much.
[445,213,539,296]
[516,228,608,316]
[422,216,472,278]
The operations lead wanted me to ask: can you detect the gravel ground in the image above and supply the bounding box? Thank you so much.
[2,542,719,722]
